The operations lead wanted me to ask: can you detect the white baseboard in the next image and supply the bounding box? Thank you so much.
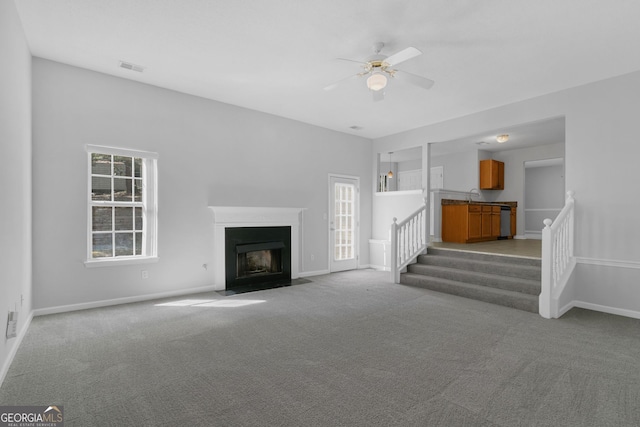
[522,233,540,240]
[576,257,640,270]
[33,285,218,317]
[369,265,390,272]
[564,300,640,320]
[0,310,33,388]
[557,301,575,318]
[298,269,330,278]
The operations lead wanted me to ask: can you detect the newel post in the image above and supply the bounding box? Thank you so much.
[390,217,399,283]
[539,218,553,319]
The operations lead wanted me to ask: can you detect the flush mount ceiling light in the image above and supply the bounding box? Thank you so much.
[367,73,387,91]
[496,134,509,143]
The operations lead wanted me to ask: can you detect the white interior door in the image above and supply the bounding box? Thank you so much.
[329,175,359,272]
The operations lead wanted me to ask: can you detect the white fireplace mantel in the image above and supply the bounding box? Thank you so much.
[209,206,304,290]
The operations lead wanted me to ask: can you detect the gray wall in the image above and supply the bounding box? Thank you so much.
[0,0,32,383]
[430,149,478,192]
[32,58,372,310]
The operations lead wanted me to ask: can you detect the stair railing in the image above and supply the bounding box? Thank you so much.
[391,199,428,283]
[540,190,576,318]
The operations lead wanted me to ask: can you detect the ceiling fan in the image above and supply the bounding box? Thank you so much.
[323,42,435,102]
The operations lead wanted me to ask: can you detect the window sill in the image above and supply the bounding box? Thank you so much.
[84,256,159,268]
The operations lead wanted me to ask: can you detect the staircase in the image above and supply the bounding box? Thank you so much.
[401,247,541,313]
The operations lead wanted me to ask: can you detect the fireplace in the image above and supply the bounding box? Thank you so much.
[209,206,303,290]
[225,226,291,289]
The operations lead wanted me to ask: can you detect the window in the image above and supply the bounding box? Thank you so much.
[85,145,158,266]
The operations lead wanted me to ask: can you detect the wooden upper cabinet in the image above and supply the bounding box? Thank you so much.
[479,159,504,190]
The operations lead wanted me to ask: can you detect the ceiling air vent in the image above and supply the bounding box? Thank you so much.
[119,61,145,73]
[349,125,363,131]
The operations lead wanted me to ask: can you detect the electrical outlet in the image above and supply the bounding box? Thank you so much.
[141,270,149,279]
[6,311,18,339]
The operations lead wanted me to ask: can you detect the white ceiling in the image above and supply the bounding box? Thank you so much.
[13,1,640,139]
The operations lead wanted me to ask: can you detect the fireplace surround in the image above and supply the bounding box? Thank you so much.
[209,206,303,290]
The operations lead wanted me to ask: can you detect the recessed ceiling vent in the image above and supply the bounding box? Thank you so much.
[119,61,145,73]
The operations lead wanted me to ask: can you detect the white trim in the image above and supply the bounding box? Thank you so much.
[298,269,330,278]
[84,256,159,268]
[33,284,218,317]
[571,300,640,320]
[557,301,575,318]
[209,206,304,290]
[328,174,361,273]
[375,189,422,196]
[0,311,33,388]
[86,148,158,263]
[576,257,640,270]
[86,144,159,160]
[524,232,542,239]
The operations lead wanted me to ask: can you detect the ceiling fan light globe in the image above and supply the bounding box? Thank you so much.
[367,73,387,91]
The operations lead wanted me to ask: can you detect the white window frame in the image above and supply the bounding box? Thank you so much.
[84,144,158,268]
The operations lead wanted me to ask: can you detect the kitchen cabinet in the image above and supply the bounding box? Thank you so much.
[510,207,517,237]
[479,159,504,190]
[442,203,503,243]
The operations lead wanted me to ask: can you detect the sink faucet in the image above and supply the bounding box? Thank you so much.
[467,188,480,202]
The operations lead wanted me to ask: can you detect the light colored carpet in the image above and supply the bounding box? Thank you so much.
[1,269,639,426]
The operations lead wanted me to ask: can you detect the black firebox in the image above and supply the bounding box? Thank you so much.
[224,226,291,290]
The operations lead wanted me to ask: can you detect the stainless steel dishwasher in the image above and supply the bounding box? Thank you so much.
[499,205,511,239]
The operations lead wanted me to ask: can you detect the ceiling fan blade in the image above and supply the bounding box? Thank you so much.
[336,57,367,65]
[393,70,435,90]
[372,90,384,102]
[384,47,422,66]
[323,74,361,91]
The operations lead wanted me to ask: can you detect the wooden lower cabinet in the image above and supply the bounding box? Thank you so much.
[468,205,481,240]
[442,203,509,243]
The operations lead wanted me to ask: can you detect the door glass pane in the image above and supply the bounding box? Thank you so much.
[334,183,355,261]
[92,233,112,258]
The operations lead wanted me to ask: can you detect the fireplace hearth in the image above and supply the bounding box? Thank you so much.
[225,226,291,289]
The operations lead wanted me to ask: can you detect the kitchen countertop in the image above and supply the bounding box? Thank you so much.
[441,199,518,208]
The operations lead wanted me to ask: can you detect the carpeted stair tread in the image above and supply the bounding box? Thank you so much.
[415,254,540,281]
[401,272,539,313]
[406,263,540,295]
[425,247,541,267]
[401,247,541,313]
